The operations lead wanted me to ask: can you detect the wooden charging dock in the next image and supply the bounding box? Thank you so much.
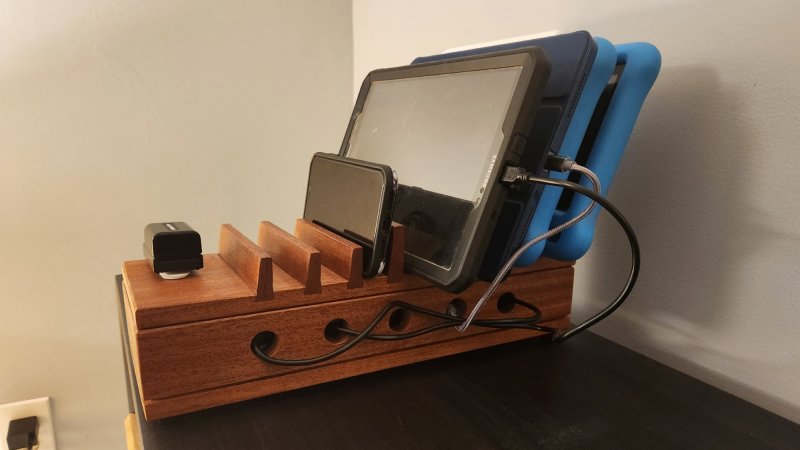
[121,219,574,420]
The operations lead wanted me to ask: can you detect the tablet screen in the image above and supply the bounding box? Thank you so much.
[346,66,523,269]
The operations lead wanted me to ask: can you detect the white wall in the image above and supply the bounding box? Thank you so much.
[354,0,800,422]
[0,1,353,448]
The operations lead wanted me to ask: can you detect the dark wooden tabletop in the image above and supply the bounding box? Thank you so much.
[116,276,800,449]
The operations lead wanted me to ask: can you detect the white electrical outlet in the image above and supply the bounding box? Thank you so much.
[0,397,56,450]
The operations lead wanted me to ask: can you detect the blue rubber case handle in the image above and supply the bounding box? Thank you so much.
[541,41,661,262]
[515,37,617,266]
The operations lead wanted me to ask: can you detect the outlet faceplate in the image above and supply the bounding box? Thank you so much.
[0,397,56,450]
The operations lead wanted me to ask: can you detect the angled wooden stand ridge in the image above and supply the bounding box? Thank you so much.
[121,219,575,420]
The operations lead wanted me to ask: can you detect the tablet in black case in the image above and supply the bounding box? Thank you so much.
[414,31,597,279]
[340,48,550,291]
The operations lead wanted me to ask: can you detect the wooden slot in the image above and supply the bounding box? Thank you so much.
[218,224,272,300]
[294,219,363,289]
[258,221,321,295]
[122,255,571,330]
[386,222,405,282]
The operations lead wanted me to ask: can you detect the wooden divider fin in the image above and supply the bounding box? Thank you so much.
[386,222,405,283]
[218,224,273,300]
[258,221,321,295]
[294,219,363,289]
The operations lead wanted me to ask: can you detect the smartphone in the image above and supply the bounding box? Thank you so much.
[303,153,397,278]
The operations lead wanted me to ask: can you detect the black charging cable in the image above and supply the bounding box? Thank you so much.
[252,298,551,366]
[252,160,640,364]
[506,165,640,342]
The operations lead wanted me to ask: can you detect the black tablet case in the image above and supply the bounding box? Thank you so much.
[414,31,597,279]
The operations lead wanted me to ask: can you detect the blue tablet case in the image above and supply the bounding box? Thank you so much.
[413,31,597,280]
[513,37,617,266]
[540,42,661,262]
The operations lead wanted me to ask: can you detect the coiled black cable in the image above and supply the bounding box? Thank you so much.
[518,174,640,342]
[252,172,639,364]
[252,298,548,366]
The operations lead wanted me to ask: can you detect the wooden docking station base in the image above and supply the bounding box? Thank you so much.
[121,219,574,420]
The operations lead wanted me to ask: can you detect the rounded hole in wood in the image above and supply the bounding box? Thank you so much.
[447,298,467,319]
[388,307,410,331]
[251,331,278,356]
[324,319,350,343]
[497,292,516,314]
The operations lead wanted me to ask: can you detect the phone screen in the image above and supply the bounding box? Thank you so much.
[304,155,388,253]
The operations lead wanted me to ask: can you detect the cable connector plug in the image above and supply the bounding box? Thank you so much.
[502,157,576,186]
[6,416,38,450]
[544,155,575,173]
[501,165,529,184]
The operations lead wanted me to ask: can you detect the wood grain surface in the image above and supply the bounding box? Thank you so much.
[122,219,576,420]
[122,219,572,329]
[122,255,571,330]
[218,224,272,300]
[141,317,569,420]
[294,219,364,288]
[258,221,321,295]
[132,267,572,405]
